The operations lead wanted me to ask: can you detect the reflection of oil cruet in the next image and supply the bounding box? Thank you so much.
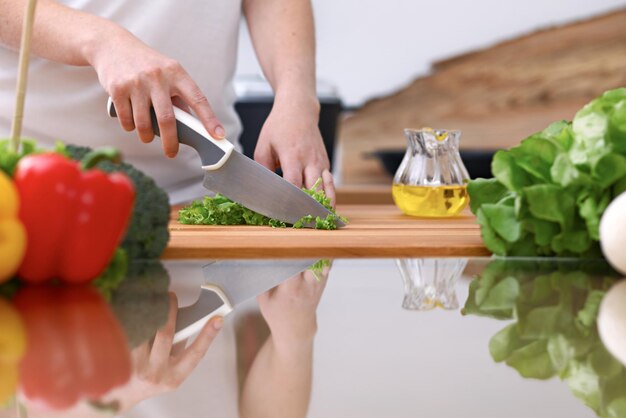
[396,258,467,311]
[392,128,470,217]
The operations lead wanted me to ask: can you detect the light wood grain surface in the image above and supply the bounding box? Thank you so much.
[163,204,490,259]
[337,10,626,185]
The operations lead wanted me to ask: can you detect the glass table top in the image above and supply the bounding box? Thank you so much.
[0,257,624,418]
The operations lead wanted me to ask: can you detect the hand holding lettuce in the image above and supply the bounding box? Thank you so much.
[469,88,626,257]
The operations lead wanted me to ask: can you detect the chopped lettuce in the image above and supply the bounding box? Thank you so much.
[309,259,332,281]
[468,88,626,257]
[178,179,347,230]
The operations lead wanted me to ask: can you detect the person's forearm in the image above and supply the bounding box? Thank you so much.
[0,0,226,156]
[240,337,313,418]
[243,0,319,114]
[0,0,129,67]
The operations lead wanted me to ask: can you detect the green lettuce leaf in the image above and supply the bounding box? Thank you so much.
[178,179,347,230]
[468,88,626,257]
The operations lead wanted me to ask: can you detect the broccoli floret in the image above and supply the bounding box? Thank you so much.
[93,248,128,301]
[65,144,170,259]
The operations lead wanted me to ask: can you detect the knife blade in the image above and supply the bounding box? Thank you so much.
[173,259,319,343]
[107,98,344,228]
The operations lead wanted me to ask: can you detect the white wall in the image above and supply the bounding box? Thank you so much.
[236,0,625,107]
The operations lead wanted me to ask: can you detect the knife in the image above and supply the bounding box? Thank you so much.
[173,259,319,343]
[107,98,344,228]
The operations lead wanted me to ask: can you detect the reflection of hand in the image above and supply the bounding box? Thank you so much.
[253,103,336,207]
[257,268,329,348]
[241,265,330,418]
[105,293,223,412]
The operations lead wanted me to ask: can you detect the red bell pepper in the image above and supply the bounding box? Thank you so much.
[14,149,134,283]
[13,284,132,411]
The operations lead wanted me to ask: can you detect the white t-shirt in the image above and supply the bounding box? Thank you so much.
[0,0,243,204]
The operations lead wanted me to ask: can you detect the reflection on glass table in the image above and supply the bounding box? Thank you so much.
[3,257,626,418]
[0,261,171,417]
[0,259,331,418]
[462,258,625,418]
[124,259,331,418]
[239,266,330,418]
[174,259,319,343]
[396,258,467,310]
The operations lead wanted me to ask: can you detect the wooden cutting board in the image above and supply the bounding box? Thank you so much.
[163,204,490,259]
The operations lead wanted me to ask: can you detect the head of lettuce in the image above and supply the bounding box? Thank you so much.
[469,88,626,257]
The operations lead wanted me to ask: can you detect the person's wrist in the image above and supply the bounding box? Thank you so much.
[82,20,131,68]
[273,89,320,123]
[271,335,315,360]
[270,320,318,350]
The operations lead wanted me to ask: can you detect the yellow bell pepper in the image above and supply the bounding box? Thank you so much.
[0,171,26,282]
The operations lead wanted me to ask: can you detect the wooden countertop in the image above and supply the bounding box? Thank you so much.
[163,204,490,259]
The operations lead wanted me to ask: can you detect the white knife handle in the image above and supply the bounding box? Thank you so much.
[173,284,233,344]
[107,97,234,170]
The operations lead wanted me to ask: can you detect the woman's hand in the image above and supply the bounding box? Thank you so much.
[0,0,225,158]
[253,98,336,207]
[89,28,225,158]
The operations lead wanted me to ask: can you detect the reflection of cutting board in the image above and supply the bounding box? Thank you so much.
[164,205,490,259]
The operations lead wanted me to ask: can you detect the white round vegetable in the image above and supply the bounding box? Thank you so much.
[598,280,626,366]
[600,191,626,275]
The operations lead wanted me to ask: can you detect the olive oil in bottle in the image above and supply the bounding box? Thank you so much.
[392,184,469,217]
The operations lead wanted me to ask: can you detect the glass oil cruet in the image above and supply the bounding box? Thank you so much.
[396,258,468,311]
[392,128,470,217]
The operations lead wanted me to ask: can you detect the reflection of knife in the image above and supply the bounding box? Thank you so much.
[107,98,344,228]
[173,259,318,343]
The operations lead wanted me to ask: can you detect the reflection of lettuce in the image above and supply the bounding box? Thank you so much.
[468,88,626,257]
[110,261,170,348]
[462,259,625,417]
